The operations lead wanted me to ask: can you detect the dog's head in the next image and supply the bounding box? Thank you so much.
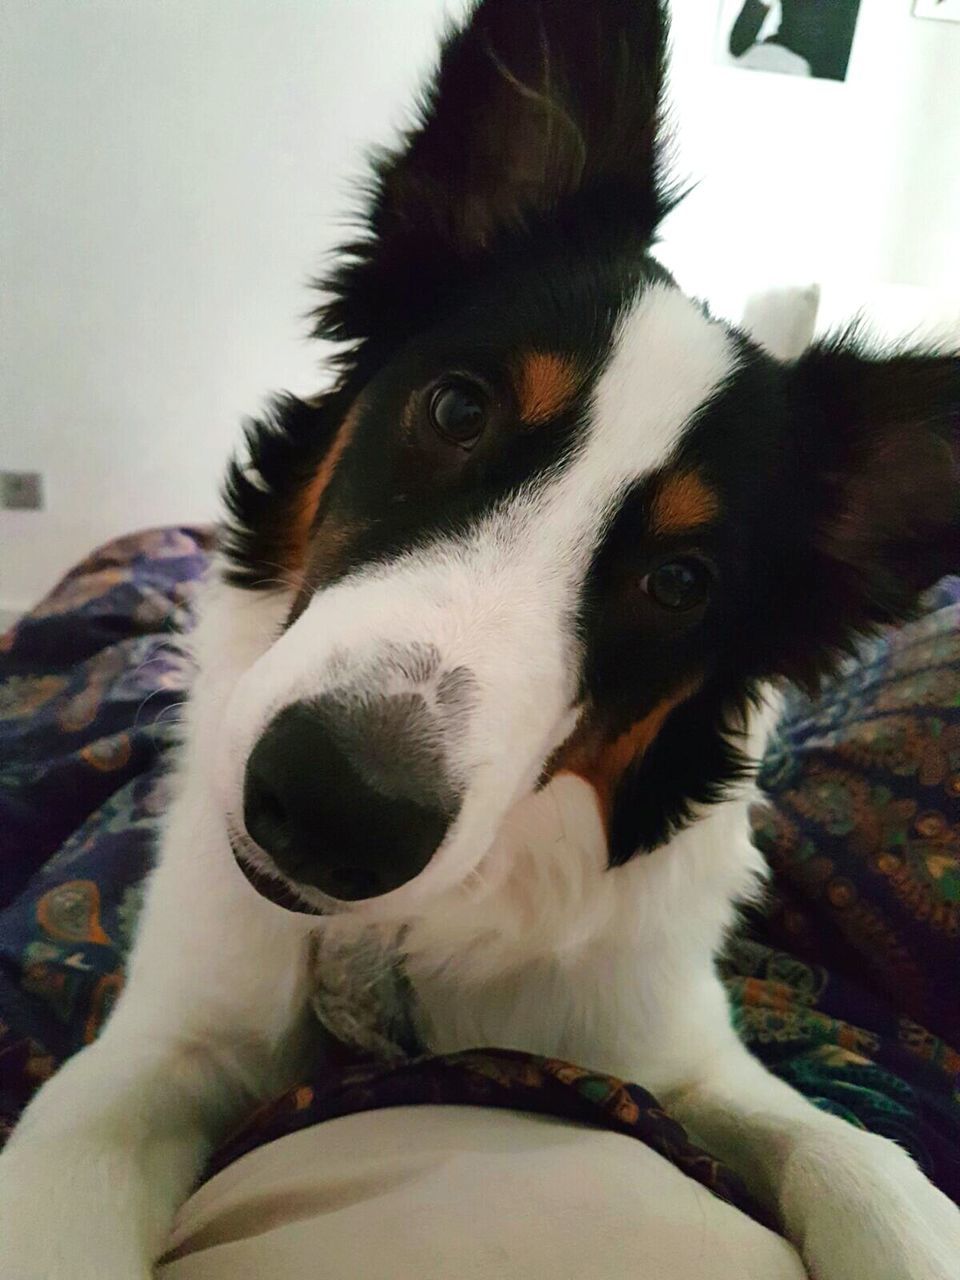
[219,0,959,916]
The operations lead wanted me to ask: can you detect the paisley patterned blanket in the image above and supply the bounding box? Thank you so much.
[1,528,958,1223]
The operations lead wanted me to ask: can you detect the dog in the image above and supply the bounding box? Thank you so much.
[2,2,959,1276]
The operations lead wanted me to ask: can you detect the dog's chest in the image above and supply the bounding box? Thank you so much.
[306,914,676,1083]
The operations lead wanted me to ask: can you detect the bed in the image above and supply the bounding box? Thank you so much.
[2,527,958,1274]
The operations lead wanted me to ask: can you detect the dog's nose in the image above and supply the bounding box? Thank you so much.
[242,694,458,901]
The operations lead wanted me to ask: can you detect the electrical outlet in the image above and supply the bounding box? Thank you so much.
[1,472,44,510]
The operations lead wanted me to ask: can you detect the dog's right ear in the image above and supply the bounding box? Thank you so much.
[319,0,670,346]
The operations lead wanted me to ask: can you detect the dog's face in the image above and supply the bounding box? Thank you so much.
[219,0,958,916]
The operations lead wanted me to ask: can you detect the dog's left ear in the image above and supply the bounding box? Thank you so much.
[320,0,670,345]
[775,342,960,681]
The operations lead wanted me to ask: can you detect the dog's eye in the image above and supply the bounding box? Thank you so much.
[642,558,713,612]
[428,380,488,447]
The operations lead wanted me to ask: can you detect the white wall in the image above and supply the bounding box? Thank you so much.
[0,0,470,614]
[658,0,960,319]
[2,0,959,614]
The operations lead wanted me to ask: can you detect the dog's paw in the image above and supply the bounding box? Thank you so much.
[0,1139,155,1280]
[782,1128,960,1280]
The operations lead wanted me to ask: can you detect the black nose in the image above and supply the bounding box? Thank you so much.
[242,694,459,901]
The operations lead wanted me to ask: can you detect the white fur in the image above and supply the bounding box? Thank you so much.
[219,286,738,916]
[1,289,959,1280]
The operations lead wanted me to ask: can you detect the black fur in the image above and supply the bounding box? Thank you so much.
[220,0,960,861]
[223,0,675,591]
[314,0,674,363]
[609,690,756,861]
[221,393,349,590]
[598,337,960,857]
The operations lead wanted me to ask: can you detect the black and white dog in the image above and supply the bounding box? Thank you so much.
[2,2,958,1276]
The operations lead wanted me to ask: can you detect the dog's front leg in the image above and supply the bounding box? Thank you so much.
[660,977,960,1280]
[0,785,315,1280]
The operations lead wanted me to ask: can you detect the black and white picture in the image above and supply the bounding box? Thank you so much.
[717,0,863,81]
[913,1,960,22]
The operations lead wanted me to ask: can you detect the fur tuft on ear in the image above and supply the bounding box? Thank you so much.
[802,341,958,608]
[316,0,672,351]
[220,392,352,591]
[764,339,959,687]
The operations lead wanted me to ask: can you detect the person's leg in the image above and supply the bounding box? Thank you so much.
[159,1107,808,1280]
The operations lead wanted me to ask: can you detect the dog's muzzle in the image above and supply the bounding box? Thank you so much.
[240,689,461,902]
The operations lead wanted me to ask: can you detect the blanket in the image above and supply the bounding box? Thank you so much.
[2,528,958,1222]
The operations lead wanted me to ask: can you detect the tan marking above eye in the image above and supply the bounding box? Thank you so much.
[514,352,581,425]
[650,470,719,537]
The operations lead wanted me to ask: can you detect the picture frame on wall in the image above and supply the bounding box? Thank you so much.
[912,0,960,21]
[717,0,864,80]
